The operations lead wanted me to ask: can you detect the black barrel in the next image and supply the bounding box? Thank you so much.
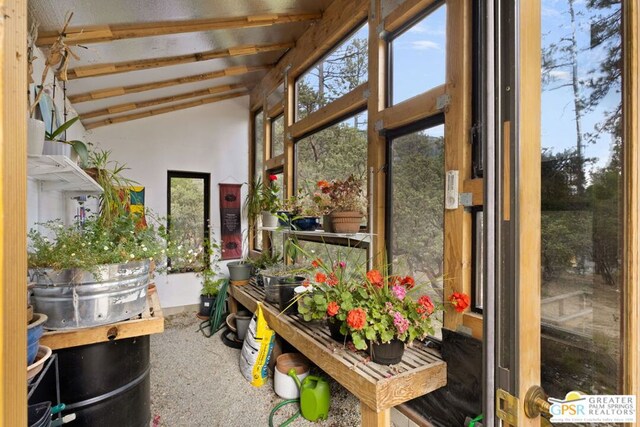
[56,336,150,427]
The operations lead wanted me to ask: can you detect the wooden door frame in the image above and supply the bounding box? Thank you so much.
[1,0,28,424]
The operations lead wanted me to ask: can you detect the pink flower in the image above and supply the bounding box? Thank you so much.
[391,285,406,300]
[339,261,346,269]
[393,312,409,335]
[384,302,394,312]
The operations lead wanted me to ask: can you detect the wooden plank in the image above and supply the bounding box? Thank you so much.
[0,0,27,424]
[250,0,369,109]
[80,83,246,119]
[267,103,284,120]
[443,0,472,330]
[463,178,483,206]
[361,402,390,427]
[37,13,322,46]
[83,91,248,129]
[67,42,293,80]
[379,84,446,131]
[383,0,440,33]
[40,291,164,350]
[265,154,285,171]
[376,361,447,410]
[462,312,483,340]
[289,83,368,139]
[623,2,639,423]
[69,65,268,104]
[516,0,541,425]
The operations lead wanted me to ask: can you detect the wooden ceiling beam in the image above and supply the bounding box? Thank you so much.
[83,91,248,130]
[36,13,322,46]
[80,83,247,119]
[66,42,294,80]
[68,64,270,103]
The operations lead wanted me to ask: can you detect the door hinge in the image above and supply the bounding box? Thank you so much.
[496,388,519,426]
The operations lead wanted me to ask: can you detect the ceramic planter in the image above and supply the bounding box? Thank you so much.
[369,339,405,365]
[43,140,78,162]
[27,313,47,364]
[291,217,319,231]
[330,211,363,233]
[262,211,279,228]
[27,118,45,156]
[227,261,252,282]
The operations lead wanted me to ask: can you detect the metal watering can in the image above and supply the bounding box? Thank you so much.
[288,369,330,421]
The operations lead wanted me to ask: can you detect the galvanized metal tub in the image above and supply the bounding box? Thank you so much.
[262,274,281,303]
[30,260,150,330]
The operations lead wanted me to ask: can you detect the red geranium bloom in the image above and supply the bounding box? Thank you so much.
[449,292,470,313]
[401,276,415,290]
[389,275,402,286]
[346,308,366,330]
[326,301,340,317]
[317,180,330,188]
[417,295,434,315]
[327,272,339,287]
[269,174,278,182]
[311,258,323,268]
[366,270,383,288]
[315,272,327,283]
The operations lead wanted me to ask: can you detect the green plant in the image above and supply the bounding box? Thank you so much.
[198,237,225,296]
[244,175,282,220]
[249,250,282,271]
[284,193,322,218]
[44,116,89,165]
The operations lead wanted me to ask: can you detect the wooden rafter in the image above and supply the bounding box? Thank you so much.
[68,64,270,103]
[36,13,322,46]
[80,83,247,119]
[83,91,248,130]
[66,42,294,80]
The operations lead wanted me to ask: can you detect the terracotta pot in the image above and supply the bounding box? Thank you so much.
[330,211,363,233]
[369,339,405,365]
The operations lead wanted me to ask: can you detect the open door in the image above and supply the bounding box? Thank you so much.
[485,0,639,426]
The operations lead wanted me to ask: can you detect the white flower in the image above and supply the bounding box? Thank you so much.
[81,243,86,247]
[62,244,66,249]
[177,245,183,250]
[71,253,76,257]
[104,246,109,251]
[130,254,135,259]
[143,247,148,252]
[161,249,165,254]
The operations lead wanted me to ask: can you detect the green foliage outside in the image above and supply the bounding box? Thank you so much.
[169,177,205,272]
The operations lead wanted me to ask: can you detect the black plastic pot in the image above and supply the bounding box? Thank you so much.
[199,294,216,317]
[227,261,252,282]
[369,339,405,365]
[278,276,306,314]
[327,319,348,343]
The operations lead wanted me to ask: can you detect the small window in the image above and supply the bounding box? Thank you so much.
[295,22,369,121]
[389,3,447,105]
[268,171,285,255]
[271,114,285,158]
[388,119,445,338]
[295,111,368,203]
[167,171,210,273]
[254,110,264,183]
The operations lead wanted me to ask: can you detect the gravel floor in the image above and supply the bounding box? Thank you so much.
[150,311,361,427]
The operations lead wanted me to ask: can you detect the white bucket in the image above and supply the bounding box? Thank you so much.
[274,353,309,399]
[27,118,45,156]
[262,211,279,228]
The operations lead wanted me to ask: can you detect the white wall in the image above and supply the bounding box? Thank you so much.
[89,97,250,309]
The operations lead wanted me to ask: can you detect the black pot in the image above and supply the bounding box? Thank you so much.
[369,339,405,365]
[227,261,252,282]
[327,319,348,343]
[291,217,319,231]
[199,294,216,317]
[278,276,306,314]
[276,211,293,227]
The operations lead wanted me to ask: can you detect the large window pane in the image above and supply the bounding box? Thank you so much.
[540,0,622,400]
[389,123,445,338]
[292,240,368,272]
[271,114,284,158]
[296,23,368,120]
[295,111,368,200]
[254,110,264,183]
[390,4,446,105]
[168,172,209,272]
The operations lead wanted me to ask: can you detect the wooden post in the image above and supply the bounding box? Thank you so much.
[0,0,28,424]
[360,402,390,427]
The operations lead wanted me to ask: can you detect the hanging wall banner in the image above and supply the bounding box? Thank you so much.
[219,183,242,260]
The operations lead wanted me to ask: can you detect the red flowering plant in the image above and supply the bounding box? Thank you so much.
[314,175,366,214]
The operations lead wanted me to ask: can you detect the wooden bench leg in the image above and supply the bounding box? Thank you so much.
[360,401,390,427]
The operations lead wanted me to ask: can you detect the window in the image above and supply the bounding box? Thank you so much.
[295,22,369,121]
[253,110,264,251]
[388,119,445,338]
[167,171,210,272]
[269,171,285,256]
[292,240,368,272]
[271,114,285,158]
[295,111,368,208]
[389,3,447,105]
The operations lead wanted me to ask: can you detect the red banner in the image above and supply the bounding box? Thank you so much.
[219,183,242,260]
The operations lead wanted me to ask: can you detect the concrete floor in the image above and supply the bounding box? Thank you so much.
[149,311,361,426]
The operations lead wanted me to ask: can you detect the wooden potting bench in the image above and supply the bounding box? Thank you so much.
[228,280,447,427]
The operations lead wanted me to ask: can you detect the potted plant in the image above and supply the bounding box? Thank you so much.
[287,193,321,231]
[248,250,282,286]
[197,238,226,317]
[317,175,367,233]
[42,116,89,165]
[245,175,282,229]
[261,264,310,304]
[311,182,334,232]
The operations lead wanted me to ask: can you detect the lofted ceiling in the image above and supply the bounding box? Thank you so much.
[28,0,332,129]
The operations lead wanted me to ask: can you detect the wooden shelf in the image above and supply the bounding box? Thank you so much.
[229,280,446,416]
[40,290,164,350]
[260,226,372,243]
[27,155,103,194]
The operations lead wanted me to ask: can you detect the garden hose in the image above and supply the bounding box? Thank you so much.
[268,399,300,427]
[197,280,229,338]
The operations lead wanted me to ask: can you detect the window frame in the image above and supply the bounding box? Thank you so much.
[166,170,211,273]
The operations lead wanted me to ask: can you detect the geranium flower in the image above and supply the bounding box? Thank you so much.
[327,272,338,287]
[317,180,330,188]
[449,292,470,313]
[269,174,278,181]
[315,272,327,283]
[311,258,323,268]
[401,276,415,290]
[366,269,383,288]
[346,308,366,330]
[393,312,410,334]
[391,285,406,300]
[326,301,340,317]
[418,295,435,315]
[389,275,402,286]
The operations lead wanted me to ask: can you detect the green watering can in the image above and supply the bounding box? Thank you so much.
[288,369,331,421]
